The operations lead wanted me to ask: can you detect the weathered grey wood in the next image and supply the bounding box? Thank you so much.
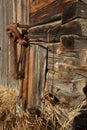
[48,55,80,66]
[0,0,3,83]
[47,78,85,95]
[34,45,47,108]
[48,48,87,67]
[48,62,87,80]
[46,71,86,107]
[28,45,47,108]
[7,0,18,89]
[0,0,29,89]
[62,0,87,24]
[0,0,11,86]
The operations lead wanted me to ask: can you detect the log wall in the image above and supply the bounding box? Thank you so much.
[29,0,87,118]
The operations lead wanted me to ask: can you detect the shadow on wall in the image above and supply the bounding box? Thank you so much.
[72,85,87,130]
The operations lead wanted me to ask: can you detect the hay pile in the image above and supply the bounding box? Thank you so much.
[0,85,86,130]
[42,92,87,130]
[0,85,46,130]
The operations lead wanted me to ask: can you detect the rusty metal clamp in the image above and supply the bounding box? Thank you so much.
[6,23,30,80]
[6,23,29,46]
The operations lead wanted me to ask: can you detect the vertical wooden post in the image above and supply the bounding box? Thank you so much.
[28,45,35,108]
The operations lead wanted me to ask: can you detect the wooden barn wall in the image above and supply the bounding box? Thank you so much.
[29,0,87,111]
[29,0,75,27]
[0,0,29,88]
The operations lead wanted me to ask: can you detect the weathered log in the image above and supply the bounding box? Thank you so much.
[28,18,87,43]
[62,0,87,24]
[29,0,74,26]
[48,62,87,80]
[48,55,79,66]
[22,47,30,109]
[46,72,86,107]
[60,18,87,37]
[47,78,86,95]
[48,48,87,66]
[60,35,87,50]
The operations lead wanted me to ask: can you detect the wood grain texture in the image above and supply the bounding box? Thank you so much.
[28,21,61,43]
[62,0,87,24]
[60,35,87,50]
[0,0,29,89]
[28,18,87,43]
[28,45,35,108]
[29,0,74,26]
[34,45,47,108]
[28,45,47,108]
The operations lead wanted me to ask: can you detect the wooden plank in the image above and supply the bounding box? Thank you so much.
[29,0,73,26]
[34,45,47,108]
[47,77,85,96]
[62,0,87,24]
[7,0,13,88]
[26,0,29,24]
[7,0,18,89]
[60,18,87,37]
[17,0,22,23]
[22,47,30,109]
[0,0,5,85]
[28,45,47,109]
[28,45,35,108]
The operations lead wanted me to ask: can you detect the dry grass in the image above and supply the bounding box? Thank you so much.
[42,92,87,130]
[0,85,86,130]
[0,85,45,130]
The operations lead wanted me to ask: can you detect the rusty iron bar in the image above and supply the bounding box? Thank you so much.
[6,23,30,110]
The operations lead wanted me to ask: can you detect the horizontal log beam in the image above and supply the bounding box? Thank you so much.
[48,62,87,80]
[62,0,87,24]
[30,0,74,26]
[60,35,87,50]
[60,18,87,37]
[28,18,87,43]
[46,72,86,107]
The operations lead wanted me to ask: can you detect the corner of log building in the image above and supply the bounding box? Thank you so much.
[0,0,87,129]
